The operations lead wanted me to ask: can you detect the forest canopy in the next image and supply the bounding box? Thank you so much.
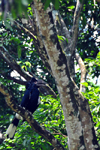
[0,0,100,150]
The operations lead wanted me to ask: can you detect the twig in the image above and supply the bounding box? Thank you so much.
[75,53,86,93]
[71,0,84,53]
[51,128,67,138]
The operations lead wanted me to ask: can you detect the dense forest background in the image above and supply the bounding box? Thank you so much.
[0,0,100,150]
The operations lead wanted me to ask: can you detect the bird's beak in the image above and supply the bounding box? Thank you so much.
[36,79,46,87]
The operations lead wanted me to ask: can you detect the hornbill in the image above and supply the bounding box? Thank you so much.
[6,78,46,139]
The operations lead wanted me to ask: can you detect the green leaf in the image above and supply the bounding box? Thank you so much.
[66,38,68,43]
[25,61,31,67]
[67,5,75,9]
[57,35,68,43]
[82,15,86,27]
[6,146,12,149]
[54,0,60,10]
[44,0,51,10]
[4,21,13,31]
[97,52,100,59]
[81,82,88,87]
[57,35,64,41]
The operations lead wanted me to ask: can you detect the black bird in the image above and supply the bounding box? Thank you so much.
[6,78,46,139]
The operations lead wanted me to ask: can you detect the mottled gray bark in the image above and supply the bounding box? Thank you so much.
[51,8,75,79]
[31,0,99,150]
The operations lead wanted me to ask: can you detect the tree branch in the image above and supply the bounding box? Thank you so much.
[5,75,27,85]
[14,19,52,75]
[0,46,57,98]
[14,20,37,42]
[0,70,57,98]
[0,46,32,81]
[75,53,86,92]
[71,79,99,149]
[31,1,86,149]
[0,84,65,150]
[71,0,84,52]
[51,7,72,52]
[51,6,75,79]
[51,128,67,138]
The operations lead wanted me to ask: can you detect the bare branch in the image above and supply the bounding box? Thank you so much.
[0,69,27,85]
[0,71,57,98]
[51,8,72,56]
[14,20,37,42]
[51,128,67,138]
[0,46,57,98]
[51,8,72,51]
[71,0,84,52]
[5,75,27,85]
[14,19,52,74]
[0,84,65,150]
[31,2,85,149]
[51,7,75,79]
[75,53,86,92]
[0,46,32,81]
[39,84,57,98]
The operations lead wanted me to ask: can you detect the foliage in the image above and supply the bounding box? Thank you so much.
[0,0,100,149]
[0,96,68,150]
[85,52,100,77]
[1,0,33,19]
[82,82,100,145]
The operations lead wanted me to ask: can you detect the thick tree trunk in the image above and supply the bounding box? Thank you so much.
[32,0,99,150]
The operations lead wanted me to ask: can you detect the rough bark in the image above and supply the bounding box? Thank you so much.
[31,0,99,150]
[51,0,84,81]
[51,8,74,79]
[32,1,83,150]
[72,80,99,150]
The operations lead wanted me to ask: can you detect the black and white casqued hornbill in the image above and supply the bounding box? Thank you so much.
[6,77,46,139]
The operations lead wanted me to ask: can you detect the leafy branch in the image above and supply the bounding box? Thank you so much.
[0,83,65,150]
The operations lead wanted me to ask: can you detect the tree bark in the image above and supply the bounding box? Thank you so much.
[75,53,86,92]
[31,0,99,150]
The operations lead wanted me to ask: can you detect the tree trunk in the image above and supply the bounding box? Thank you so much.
[32,0,99,149]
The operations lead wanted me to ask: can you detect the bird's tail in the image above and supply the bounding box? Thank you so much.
[6,113,23,139]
